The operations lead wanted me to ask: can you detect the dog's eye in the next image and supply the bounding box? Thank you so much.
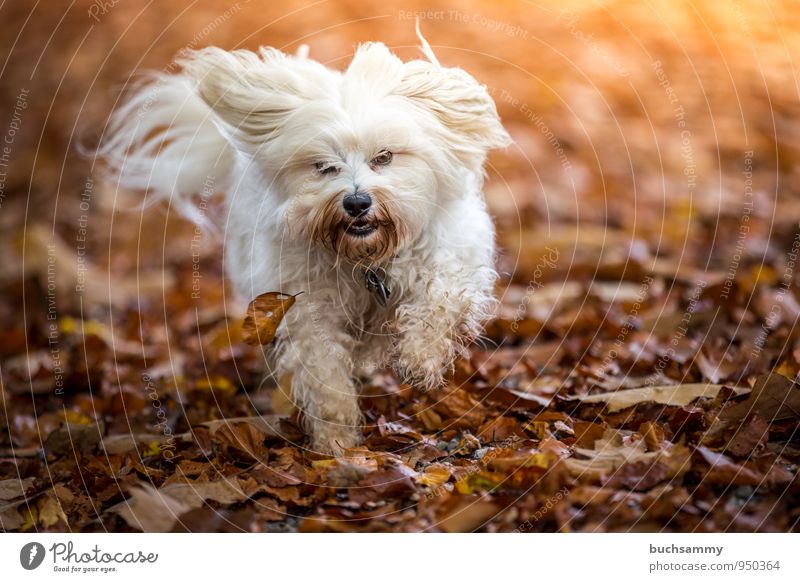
[370,150,393,167]
[315,162,339,176]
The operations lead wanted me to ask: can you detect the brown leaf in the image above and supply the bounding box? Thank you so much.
[437,496,500,533]
[325,459,375,488]
[571,421,608,448]
[38,494,68,528]
[725,414,770,458]
[432,386,488,428]
[477,416,526,442]
[349,464,418,502]
[603,460,671,491]
[241,292,299,346]
[639,421,666,452]
[113,484,194,533]
[577,383,733,412]
[694,350,738,383]
[566,429,690,489]
[720,373,800,422]
[114,480,249,532]
[415,463,451,487]
[44,421,105,457]
[0,477,36,501]
[0,504,25,531]
[249,466,302,488]
[694,446,763,487]
[212,422,268,464]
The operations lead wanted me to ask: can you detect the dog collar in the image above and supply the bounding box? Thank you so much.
[364,267,391,306]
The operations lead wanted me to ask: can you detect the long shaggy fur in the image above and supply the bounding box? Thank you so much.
[97,36,510,455]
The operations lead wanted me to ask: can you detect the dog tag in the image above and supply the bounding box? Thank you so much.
[364,267,391,307]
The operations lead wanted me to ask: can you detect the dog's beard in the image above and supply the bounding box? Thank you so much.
[310,193,402,264]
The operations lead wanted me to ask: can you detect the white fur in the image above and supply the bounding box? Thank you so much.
[98,38,510,455]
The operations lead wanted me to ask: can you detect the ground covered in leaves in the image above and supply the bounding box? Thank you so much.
[2,215,799,532]
[2,0,800,532]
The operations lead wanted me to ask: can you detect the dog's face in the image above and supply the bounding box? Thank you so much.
[183,42,509,264]
[277,98,441,263]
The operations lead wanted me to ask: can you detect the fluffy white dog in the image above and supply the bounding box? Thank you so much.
[99,32,510,454]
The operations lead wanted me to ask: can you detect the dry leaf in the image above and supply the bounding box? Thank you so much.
[0,477,35,501]
[577,383,734,412]
[114,480,248,532]
[416,463,452,487]
[44,421,104,456]
[0,505,25,531]
[114,484,194,533]
[720,374,800,422]
[437,496,500,533]
[200,415,286,439]
[725,415,770,457]
[694,446,764,487]
[38,494,68,528]
[325,460,375,488]
[566,428,691,489]
[212,422,268,464]
[241,292,300,346]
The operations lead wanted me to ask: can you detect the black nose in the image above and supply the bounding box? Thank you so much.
[343,191,372,217]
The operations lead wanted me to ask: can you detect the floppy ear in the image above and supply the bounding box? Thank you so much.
[178,47,323,141]
[395,59,511,167]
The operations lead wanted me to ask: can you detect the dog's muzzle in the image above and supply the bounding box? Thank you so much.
[342,191,378,237]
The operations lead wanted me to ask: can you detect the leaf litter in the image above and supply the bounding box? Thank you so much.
[1,0,800,533]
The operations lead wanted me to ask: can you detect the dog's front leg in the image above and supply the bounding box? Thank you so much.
[393,262,497,392]
[273,298,363,455]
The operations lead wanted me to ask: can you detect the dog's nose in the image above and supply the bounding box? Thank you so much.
[342,191,372,217]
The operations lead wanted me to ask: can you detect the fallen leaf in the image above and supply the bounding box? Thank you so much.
[249,466,302,488]
[694,446,764,487]
[437,496,500,533]
[577,383,733,412]
[101,433,186,455]
[0,504,25,531]
[0,477,36,501]
[639,421,666,452]
[720,374,800,422]
[114,480,249,532]
[349,464,418,503]
[241,292,300,346]
[416,463,451,487]
[566,429,690,489]
[168,480,250,505]
[44,421,104,456]
[212,422,268,464]
[200,415,287,440]
[725,414,770,458]
[432,385,488,427]
[325,459,375,488]
[38,494,68,528]
[477,416,526,442]
[114,484,194,533]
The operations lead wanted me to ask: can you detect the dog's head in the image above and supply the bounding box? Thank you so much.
[183,39,509,264]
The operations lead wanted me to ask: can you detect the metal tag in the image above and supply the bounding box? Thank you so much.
[364,267,391,306]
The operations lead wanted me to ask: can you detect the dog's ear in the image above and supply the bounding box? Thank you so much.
[179,47,322,141]
[396,59,511,166]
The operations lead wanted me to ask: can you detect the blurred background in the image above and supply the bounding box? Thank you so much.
[2,0,800,532]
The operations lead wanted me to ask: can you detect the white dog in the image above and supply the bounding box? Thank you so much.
[98,32,510,454]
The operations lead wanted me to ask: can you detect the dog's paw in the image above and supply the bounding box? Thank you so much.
[394,352,448,393]
[310,425,362,457]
